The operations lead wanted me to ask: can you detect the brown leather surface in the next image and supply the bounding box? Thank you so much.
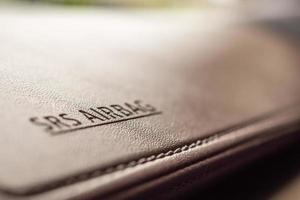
[1,5,300,200]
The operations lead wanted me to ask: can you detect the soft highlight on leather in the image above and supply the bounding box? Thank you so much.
[0,6,300,200]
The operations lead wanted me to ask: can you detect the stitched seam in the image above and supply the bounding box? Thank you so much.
[2,104,299,196]
[115,128,296,200]
[2,134,220,196]
[60,133,219,185]
[104,123,300,199]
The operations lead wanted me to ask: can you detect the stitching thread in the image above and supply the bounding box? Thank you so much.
[25,134,220,196]
[2,104,298,196]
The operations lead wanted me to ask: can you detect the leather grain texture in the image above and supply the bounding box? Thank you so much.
[0,6,300,200]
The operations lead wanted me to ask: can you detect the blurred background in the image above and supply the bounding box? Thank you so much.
[1,0,300,200]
